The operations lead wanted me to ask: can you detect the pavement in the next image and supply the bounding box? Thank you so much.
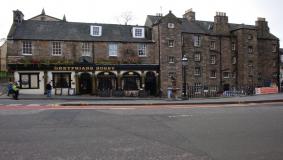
[0,92,283,106]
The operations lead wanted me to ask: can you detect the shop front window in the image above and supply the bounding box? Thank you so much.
[19,73,39,89]
[52,73,71,88]
[122,72,141,90]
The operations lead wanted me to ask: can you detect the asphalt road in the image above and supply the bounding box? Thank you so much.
[0,103,283,160]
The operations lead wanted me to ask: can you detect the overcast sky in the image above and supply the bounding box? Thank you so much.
[0,0,282,46]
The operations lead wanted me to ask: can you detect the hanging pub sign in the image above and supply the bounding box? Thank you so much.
[54,66,115,71]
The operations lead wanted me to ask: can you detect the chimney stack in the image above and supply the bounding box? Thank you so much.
[13,9,24,24]
[183,8,195,21]
[256,17,269,37]
[213,12,229,34]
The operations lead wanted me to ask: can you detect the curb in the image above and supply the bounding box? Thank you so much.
[58,99,283,106]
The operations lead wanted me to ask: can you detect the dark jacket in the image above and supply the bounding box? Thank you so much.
[46,83,52,90]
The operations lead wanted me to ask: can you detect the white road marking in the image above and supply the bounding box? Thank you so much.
[168,114,193,118]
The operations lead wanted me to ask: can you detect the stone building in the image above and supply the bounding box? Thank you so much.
[280,48,283,91]
[5,9,280,97]
[0,40,7,72]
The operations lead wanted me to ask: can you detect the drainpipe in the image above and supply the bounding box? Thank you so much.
[277,39,280,92]
[219,36,222,91]
[158,24,161,97]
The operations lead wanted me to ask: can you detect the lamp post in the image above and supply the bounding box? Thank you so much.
[182,55,188,99]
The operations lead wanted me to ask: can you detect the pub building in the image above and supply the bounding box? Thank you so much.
[6,9,280,97]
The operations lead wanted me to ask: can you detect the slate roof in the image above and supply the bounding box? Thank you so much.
[146,15,278,39]
[8,20,153,42]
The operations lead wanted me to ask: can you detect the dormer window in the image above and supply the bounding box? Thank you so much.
[90,25,102,36]
[133,27,145,38]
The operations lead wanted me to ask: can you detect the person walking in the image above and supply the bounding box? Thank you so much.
[7,82,13,96]
[12,82,19,100]
[46,82,52,97]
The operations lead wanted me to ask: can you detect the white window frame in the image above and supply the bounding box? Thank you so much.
[232,42,236,51]
[22,41,32,55]
[168,56,175,64]
[210,70,216,78]
[210,55,216,64]
[232,56,237,64]
[193,35,201,47]
[194,53,201,62]
[19,73,39,89]
[52,42,62,56]
[133,27,145,38]
[138,44,146,57]
[272,44,277,52]
[168,40,174,47]
[248,34,253,40]
[108,43,118,57]
[223,72,230,78]
[248,46,253,54]
[210,41,216,50]
[194,83,202,93]
[194,67,201,76]
[168,23,175,29]
[90,25,102,36]
[82,42,91,56]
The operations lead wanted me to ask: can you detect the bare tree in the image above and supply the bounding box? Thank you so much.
[116,11,134,25]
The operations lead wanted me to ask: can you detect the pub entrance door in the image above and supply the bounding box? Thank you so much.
[79,73,92,94]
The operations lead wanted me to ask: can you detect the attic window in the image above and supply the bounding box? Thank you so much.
[133,27,145,38]
[168,23,175,28]
[90,25,102,36]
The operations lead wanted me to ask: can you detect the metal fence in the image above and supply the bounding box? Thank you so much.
[0,71,12,95]
[186,85,258,98]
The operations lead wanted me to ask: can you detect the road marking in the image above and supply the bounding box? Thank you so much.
[108,107,136,110]
[7,104,21,106]
[25,104,41,106]
[168,114,193,118]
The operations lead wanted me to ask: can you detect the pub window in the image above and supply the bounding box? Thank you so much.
[138,44,146,56]
[122,72,140,90]
[232,56,237,64]
[248,46,253,54]
[194,67,201,76]
[248,65,253,75]
[194,53,201,62]
[168,23,175,28]
[22,41,32,55]
[194,83,202,93]
[231,72,236,78]
[19,73,39,89]
[232,42,236,51]
[210,55,216,64]
[210,70,216,78]
[223,72,230,78]
[90,25,102,36]
[272,44,277,52]
[52,42,62,55]
[272,58,277,67]
[133,27,145,38]
[82,42,91,56]
[248,34,253,40]
[193,35,201,47]
[210,41,216,50]
[52,73,71,88]
[108,43,118,57]
[168,40,174,47]
[168,56,175,64]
